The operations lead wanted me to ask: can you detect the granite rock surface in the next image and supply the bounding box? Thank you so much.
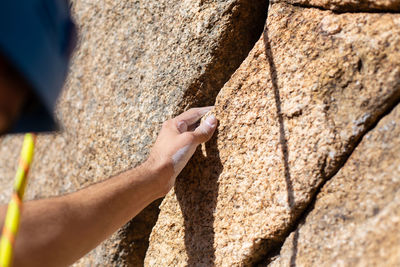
[0,0,269,266]
[269,104,400,267]
[277,0,400,11]
[145,2,400,266]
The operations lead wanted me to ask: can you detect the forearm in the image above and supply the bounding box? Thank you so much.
[1,161,165,267]
[0,107,216,267]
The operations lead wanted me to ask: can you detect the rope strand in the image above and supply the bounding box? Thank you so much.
[0,133,36,267]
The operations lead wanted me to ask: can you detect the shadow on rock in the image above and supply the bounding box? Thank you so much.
[253,21,298,267]
[114,199,163,265]
[175,130,223,267]
[263,24,295,210]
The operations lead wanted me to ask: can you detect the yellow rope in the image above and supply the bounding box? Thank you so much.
[0,133,36,267]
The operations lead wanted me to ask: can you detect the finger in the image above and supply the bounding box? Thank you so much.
[174,107,213,128]
[187,121,200,132]
[171,144,197,179]
[177,120,188,133]
[192,115,217,144]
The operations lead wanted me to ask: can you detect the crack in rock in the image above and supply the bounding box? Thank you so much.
[145,2,400,266]
[274,0,400,13]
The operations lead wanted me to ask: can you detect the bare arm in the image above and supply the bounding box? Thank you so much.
[0,107,217,267]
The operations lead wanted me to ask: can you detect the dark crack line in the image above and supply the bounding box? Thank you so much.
[250,2,400,263]
[258,96,400,266]
[265,23,295,210]
[275,0,400,14]
[130,2,271,266]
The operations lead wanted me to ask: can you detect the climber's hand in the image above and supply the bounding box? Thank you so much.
[146,107,217,197]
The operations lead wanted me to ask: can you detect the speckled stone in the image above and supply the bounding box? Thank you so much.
[145,3,400,266]
[277,0,400,11]
[269,104,400,267]
[0,0,269,266]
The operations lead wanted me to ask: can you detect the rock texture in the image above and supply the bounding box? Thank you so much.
[0,0,269,266]
[269,104,400,267]
[145,2,400,266]
[278,0,400,12]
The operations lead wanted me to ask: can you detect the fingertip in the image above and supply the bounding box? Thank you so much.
[175,106,214,126]
[204,115,217,128]
[193,115,218,143]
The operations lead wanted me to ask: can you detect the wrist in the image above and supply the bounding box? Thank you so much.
[141,155,174,198]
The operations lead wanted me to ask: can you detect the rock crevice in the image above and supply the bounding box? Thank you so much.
[145,2,400,266]
[259,97,400,265]
[253,4,400,262]
[1,1,399,266]
[269,94,400,267]
[0,1,270,266]
[274,0,400,13]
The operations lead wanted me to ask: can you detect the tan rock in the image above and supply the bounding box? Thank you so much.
[145,3,400,266]
[269,104,400,267]
[277,0,400,11]
[0,0,270,266]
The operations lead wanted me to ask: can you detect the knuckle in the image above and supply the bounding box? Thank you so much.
[177,120,188,133]
[162,120,172,128]
[189,107,202,116]
[187,107,198,113]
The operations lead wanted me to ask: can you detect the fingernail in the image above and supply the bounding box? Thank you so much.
[205,115,217,128]
[177,121,187,133]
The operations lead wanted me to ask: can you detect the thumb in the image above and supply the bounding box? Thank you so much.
[192,115,217,144]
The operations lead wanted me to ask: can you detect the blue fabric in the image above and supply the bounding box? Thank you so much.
[0,0,76,133]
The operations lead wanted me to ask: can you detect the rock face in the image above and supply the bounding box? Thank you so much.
[0,0,269,266]
[279,0,400,11]
[269,104,400,267]
[1,1,399,266]
[145,2,400,266]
